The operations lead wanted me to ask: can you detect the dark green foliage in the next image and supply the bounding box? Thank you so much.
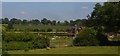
[108,41,120,46]
[88,2,120,32]
[2,32,50,51]
[41,18,48,25]
[73,28,99,46]
[84,2,120,46]
[96,28,109,46]
[32,36,50,49]
[40,29,46,32]
[64,20,69,25]
[24,48,29,52]
[47,28,52,32]
[2,18,9,24]
[3,41,32,50]
[52,20,56,25]
[22,19,28,24]
[33,29,40,32]
[7,22,13,29]
[10,18,21,24]
[2,17,87,27]
[29,19,40,25]
[73,27,113,46]
[3,32,34,42]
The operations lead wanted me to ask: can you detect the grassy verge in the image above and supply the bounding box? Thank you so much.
[4,46,118,54]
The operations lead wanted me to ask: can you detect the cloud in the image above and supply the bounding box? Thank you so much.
[82,6,88,9]
[20,11,27,15]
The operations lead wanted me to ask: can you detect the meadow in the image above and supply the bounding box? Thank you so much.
[4,46,119,54]
[13,24,69,32]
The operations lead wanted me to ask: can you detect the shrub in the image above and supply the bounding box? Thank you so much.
[56,29,66,32]
[47,28,52,32]
[33,29,40,32]
[2,32,50,50]
[24,48,29,52]
[73,28,99,46]
[96,29,108,46]
[40,29,46,32]
[3,41,31,50]
[32,36,50,49]
[3,32,34,42]
[7,22,13,29]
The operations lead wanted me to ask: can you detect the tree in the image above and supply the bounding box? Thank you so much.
[41,18,48,25]
[2,18,9,24]
[75,19,82,26]
[73,28,99,46]
[89,3,102,27]
[22,19,28,24]
[88,2,120,32]
[7,22,13,29]
[10,18,18,24]
[52,20,56,25]
[47,20,52,25]
[47,28,52,32]
[17,19,22,24]
[102,2,120,32]
[64,20,69,25]
[81,19,88,27]
[70,20,75,26]
[57,21,61,25]
[30,19,40,25]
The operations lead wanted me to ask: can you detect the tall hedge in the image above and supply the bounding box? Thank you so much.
[73,28,99,46]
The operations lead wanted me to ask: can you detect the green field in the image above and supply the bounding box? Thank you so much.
[13,24,68,30]
[4,46,119,54]
[50,36,73,47]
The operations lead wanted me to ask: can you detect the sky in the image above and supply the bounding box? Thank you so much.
[2,2,103,21]
[0,2,1,18]
[2,0,107,2]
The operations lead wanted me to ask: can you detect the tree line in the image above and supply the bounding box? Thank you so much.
[1,18,87,26]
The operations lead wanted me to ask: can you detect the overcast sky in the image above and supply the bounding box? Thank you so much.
[3,2,103,21]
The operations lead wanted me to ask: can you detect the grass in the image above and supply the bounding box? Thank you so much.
[13,24,68,30]
[50,37,73,47]
[5,46,119,54]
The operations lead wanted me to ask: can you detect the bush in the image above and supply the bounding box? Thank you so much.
[2,32,50,50]
[32,36,50,49]
[73,28,99,46]
[7,22,13,29]
[24,48,29,52]
[40,29,46,32]
[96,29,109,46]
[33,29,40,32]
[56,29,65,32]
[47,28,52,32]
[3,41,31,50]
[3,32,34,42]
